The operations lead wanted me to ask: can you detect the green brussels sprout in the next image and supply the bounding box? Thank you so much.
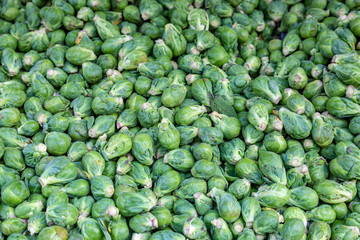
[47,191,69,208]
[208,175,228,191]
[349,116,360,135]
[90,175,114,200]
[88,115,116,138]
[210,112,241,140]
[332,202,348,220]
[188,8,209,31]
[307,204,336,224]
[109,79,133,99]
[91,198,118,220]
[191,160,217,180]
[4,147,25,171]
[288,186,319,210]
[253,183,289,208]
[308,221,331,240]
[235,158,264,185]
[236,228,256,240]
[65,46,96,65]
[219,138,245,165]
[205,45,230,67]
[1,48,23,77]
[227,178,251,200]
[38,156,77,187]
[107,216,129,240]
[102,133,132,160]
[61,179,90,197]
[0,204,15,221]
[150,206,171,230]
[326,97,360,118]
[92,93,124,115]
[158,118,180,150]
[329,63,360,87]
[116,188,157,217]
[242,123,264,144]
[330,154,360,180]
[14,199,43,219]
[198,127,224,146]
[0,218,27,236]
[253,209,279,235]
[129,212,158,233]
[263,131,287,153]
[77,217,104,240]
[47,114,70,133]
[138,102,160,128]
[208,188,241,223]
[175,105,207,126]
[27,212,47,235]
[44,131,71,156]
[37,225,69,240]
[258,147,287,185]
[163,147,194,172]
[283,206,307,227]
[244,144,259,161]
[173,198,197,217]
[210,218,233,240]
[46,203,79,228]
[314,180,353,204]
[0,108,20,127]
[279,218,306,240]
[67,141,88,162]
[192,143,215,160]
[192,192,213,216]
[252,76,282,104]
[279,107,312,139]
[132,133,154,166]
[163,24,187,57]
[183,216,207,239]
[1,180,30,207]
[174,177,207,200]
[128,161,152,188]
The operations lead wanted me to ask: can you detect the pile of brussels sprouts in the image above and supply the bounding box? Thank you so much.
[3,0,360,239]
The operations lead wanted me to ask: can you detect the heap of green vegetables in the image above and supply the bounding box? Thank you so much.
[3,0,360,239]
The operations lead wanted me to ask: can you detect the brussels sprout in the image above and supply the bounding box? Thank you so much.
[280,218,306,240]
[132,133,154,166]
[307,204,336,223]
[253,209,279,235]
[0,218,27,236]
[314,180,353,204]
[175,177,207,200]
[210,218,233,240]
[308,221,331,240]
[38,156,77,187]
[252,76,282,104]
[1,180,30,207]
[253,183,289,208]
[235,157,264,185]
[163,24,187,57]
[258,147,287,185]
[44,131,71,156]
[207,188,241,223]
[14,199,43,219]
[46,203,79,229]
[116,188,157,217]
[263,131,287,153]
[90,175,114,200]
[288,186,319,210]
[279,107,312,139]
